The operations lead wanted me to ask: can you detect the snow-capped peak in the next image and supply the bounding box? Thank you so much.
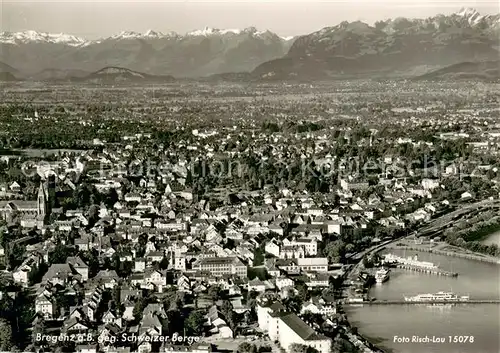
[186,26,281,39]
[111,31,142,39]
[1,27,286,45]
[144,29,163,38]
[187,27,244,36]
[0,30,88,46]
[455,7,485,25]
[107,30,178,40]
[245,28,276,38]
[456,7,480,18]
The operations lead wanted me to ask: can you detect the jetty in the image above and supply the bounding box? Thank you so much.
[382,253,459,276]
[394,263,458,277]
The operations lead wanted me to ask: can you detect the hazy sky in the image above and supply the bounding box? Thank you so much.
[2,0,499,38]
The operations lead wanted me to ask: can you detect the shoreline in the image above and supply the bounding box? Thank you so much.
[465,220,500,243]
[480,229,500,246]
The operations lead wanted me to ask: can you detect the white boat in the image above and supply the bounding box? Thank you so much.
[375,268,390,283]
[383,253,437,269]
[404,291,470,302]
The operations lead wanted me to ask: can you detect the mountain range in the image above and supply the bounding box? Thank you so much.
[1,8,499,82]
[0,26,295,79]
[253,8,500,80]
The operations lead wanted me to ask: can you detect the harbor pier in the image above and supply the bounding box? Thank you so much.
[394,263,458,277]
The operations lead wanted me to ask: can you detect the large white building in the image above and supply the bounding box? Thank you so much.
[257,299,332,353]
[275,257,329,273]
[192,256,247,277]
[283,238,318,256]
[35,292,56,319]
[13,255,41,287]
[265,239,281,257]
[266,237,318,259]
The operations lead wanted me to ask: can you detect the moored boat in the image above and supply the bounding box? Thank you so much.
[375,268,390,283]
[404,291,470,302]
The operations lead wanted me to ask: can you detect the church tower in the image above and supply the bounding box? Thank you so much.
[37,182,47,218]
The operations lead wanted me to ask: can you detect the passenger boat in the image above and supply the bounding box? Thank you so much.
[404,291,470,302]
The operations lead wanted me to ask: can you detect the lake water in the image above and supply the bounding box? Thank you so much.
[345,249,500,353]
[482,230,500,247]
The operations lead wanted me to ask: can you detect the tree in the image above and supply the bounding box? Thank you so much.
[220,300,236,330]
[296,282,309,301]
[133,297,148,322]
[0,295,14,317]
[28,262,48,285]
[110,252,120,270]
[289,344,319,353]
[282,295,302,313]
[207,285,221,302]
[32,316,46,346]
[362,256,374,269]
[253,248,265,266]
[244,307,257,324]
[185,310,205,336]
[332,336,358,353]
[7,243,25,270]
[246,290,259,308]
[80,249,99,277]
[220,300,233,317]
[224,238,236,250]
[166,309,184,333]
[238,342,258,353]
[73,183,92,208]
[159,257,169,270]
[103,188,119,208]
[49,244,74,264]
[161,290,178,312]
[328,275,343,292]
[112,286,123,315]
[88,204,100,225]
[0,318,14,351]
[117,261,133,278]
[54,292,70,316]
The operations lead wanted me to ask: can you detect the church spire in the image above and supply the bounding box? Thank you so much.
[37,182,46,217]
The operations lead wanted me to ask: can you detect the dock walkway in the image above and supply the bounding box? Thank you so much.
[394,263,458,277]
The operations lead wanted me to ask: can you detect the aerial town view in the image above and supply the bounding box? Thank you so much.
[0,1,499,353]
